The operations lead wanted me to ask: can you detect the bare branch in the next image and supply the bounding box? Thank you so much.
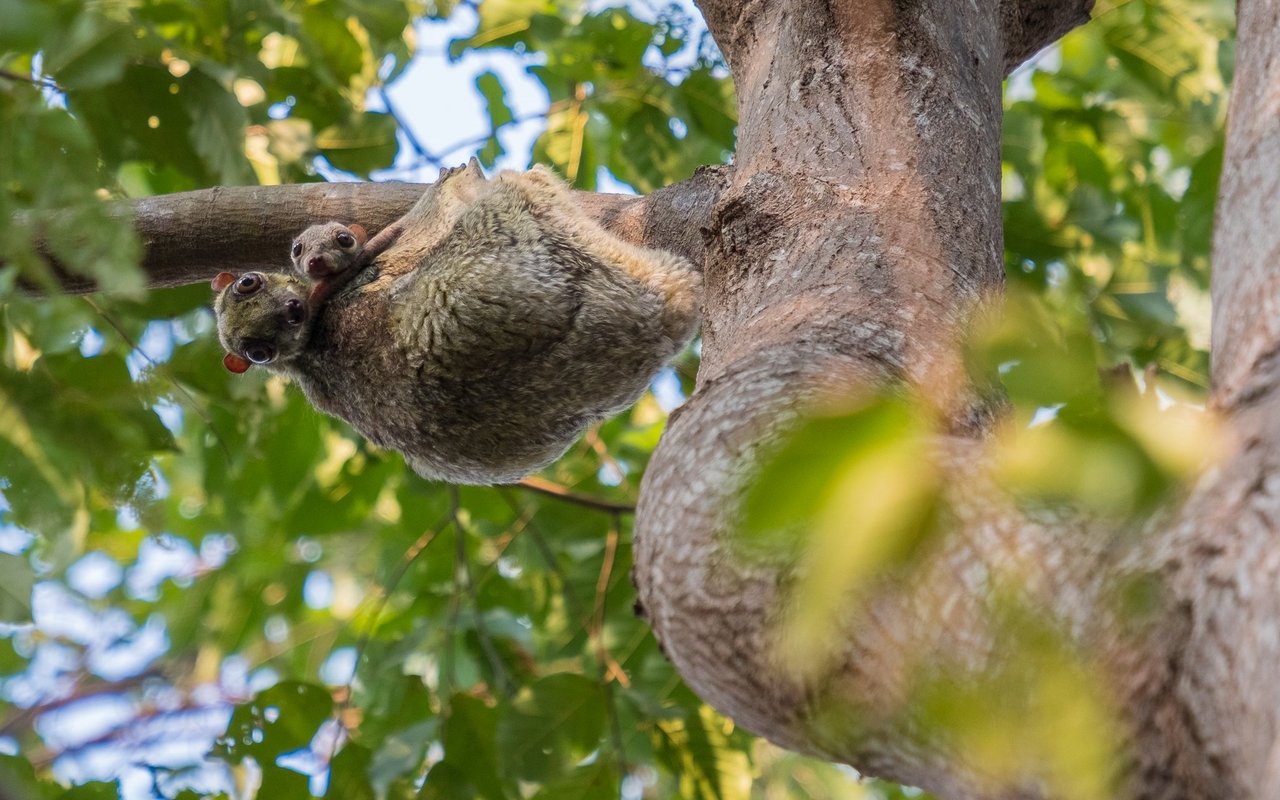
[0,670,163,737]
[999,0,1096,74]
[19,166,729,294]
[516,476,636,514]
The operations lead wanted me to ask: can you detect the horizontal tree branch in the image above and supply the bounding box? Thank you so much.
[23,166,729,294]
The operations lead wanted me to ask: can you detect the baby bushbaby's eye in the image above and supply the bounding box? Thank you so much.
[243,340,276,364]
[291,241,303,258]
[233,273,264,296]
[336,232,355,249]
[284,298,305,325]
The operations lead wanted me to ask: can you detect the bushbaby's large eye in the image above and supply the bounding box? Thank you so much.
[336,231,355,249]
[284,298,305,325]
[242,340,276,364]
[233,273,264,296]
[291,241,303,259]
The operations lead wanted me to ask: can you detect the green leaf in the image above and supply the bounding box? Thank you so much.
[0,554,33,622]
[213,681,334,763]
[475,72,515,130]
[327,743,376,800]
[420,760,482,800]
[475,71,514,167]
[450,0,559,56]
[1179,141,1223,274]
[434,694,505,800]
[369,720,438,793]
[258,763,311,800]
[531,759,620,800]
[677,67,736,147]
[41,11,133,90]
[67,65,208,178]
[59,782,121,800]
[0,94,142,292]
[0,0,54,51]
[654,707,751,800]
[497,673,607,781]
[301,5,365,84]
[316,112,399,175]
[185,71,256,186]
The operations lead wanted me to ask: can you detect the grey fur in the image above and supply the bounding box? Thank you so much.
[214,163,702,484]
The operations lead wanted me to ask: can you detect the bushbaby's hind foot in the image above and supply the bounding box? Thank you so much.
[402,158,491,231]
[370,160,495,275]
[434,158,491,213]
[494,166,580,220]
[496,166,703,345]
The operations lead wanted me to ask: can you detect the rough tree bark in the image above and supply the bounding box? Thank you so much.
[24,0,1280,796]
[633,0,1102,795]
[631,0,1280,797]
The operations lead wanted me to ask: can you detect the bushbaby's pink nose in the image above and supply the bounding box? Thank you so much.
[307,255,327,276]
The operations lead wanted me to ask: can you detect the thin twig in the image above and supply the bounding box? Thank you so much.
[0,68,60,92]
[27,701,231,770]
[379,86,435,163]
[591,514,630,688]
[326,512,449,763]
[471,502,535,590]
[591,513,631,778]
[383,96,571,175]
[391,112,551,173]
[448,486,511,696]
[517,475,636,514]
[496,489,587,622]
[442,557,462,696]
[584,426,636,495]
[594,515,633,778]
[602,678,631,778]
[0,670,163,737]
[80,297,232,463]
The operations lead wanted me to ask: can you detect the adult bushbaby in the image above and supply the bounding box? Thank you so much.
[213,161,702,484]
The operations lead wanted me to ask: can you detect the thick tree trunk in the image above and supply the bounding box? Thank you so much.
[1151,0,1280,795]
[629,0,1280,798]
[633,0,1024,793]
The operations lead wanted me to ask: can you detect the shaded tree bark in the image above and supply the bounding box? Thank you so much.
[630,0,1280,797]
[635,0,1047,794]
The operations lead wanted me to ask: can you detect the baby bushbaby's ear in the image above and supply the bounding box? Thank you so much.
[211,272,236,292]
[223,353,251,373]
[349,224,367,245]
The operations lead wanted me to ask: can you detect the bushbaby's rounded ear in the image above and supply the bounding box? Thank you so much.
[211,272,236,292]
[349,224,367,245]
[223,353,251,373]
